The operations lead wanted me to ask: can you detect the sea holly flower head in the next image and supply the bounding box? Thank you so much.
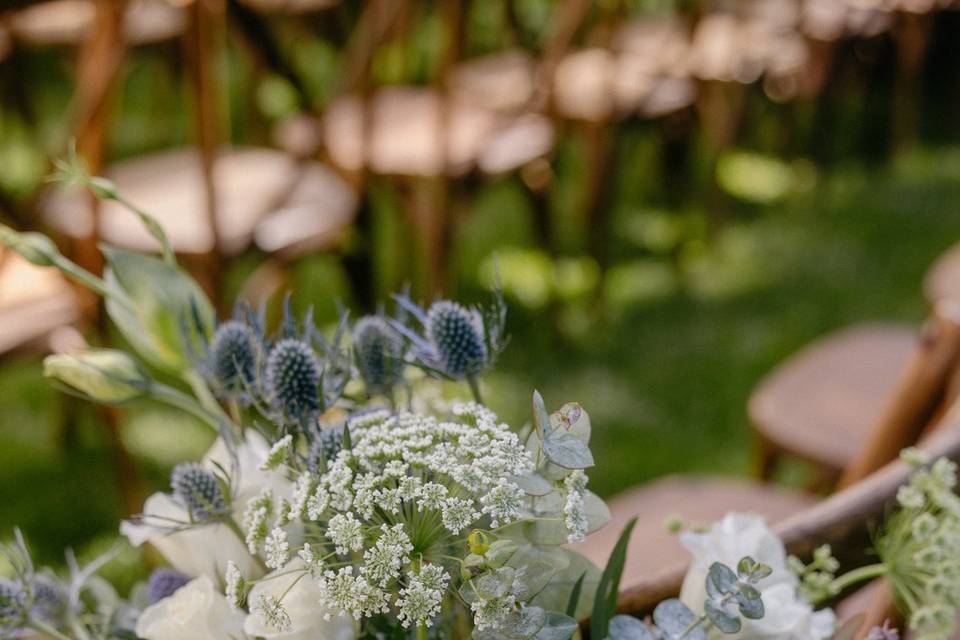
[352,315,405,396]
[146,568,190,605]
[0,577,27,633]
[170,462,229,523]
[207,319,261,399]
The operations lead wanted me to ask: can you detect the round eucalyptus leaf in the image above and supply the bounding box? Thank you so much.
[609,615,659,640]
[542,431,595,470]
[513,472,555,496]
[534,612,579,640]
[512,562,558,602]
[706,562,738,599]
[705,599,741,634]
[653,599,704,639]
[550,403,591,445]
[737,594,764,620]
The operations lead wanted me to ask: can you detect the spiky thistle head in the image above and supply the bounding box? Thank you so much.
[0,577,26,632]
[208,320,259,397]
[307,427,344,475]
[426,301,488,379]
[353,316,404,395]
[147,568,190,604]
[171,463,228,523]
[29,574,64,623]
[266,339,321,421]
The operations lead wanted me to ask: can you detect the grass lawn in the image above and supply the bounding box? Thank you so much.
[1,146,959,569]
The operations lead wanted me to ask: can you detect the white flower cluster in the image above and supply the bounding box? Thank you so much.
[880,450,960,640]
[563,470,589,543]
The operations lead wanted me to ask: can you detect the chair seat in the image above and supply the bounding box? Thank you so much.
[42,147,357,258]
[569,475,816,591]
[749,324,916,473]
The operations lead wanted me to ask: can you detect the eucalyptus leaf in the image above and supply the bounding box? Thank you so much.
[653,599,706,640]
[609,615,659,640]
[704,599,741,634]
[504,606,548,638]
[533,390,551,442]
[534,612,579,640]
[513,472,555,497]
[706,563,738,599]
[542,431,595,470]
[736,594,764,620]
[512,562,558,602]
[522,491,610,546]
[531,548,600,622]
[549,403,591,445]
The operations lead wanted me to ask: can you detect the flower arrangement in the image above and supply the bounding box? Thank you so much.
[0,158,956,639]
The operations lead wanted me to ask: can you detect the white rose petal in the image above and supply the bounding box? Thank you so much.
[678,513,835,640]
[135,576,248,640]
[243,561,356,640]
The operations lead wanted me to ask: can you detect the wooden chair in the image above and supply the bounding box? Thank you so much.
[751,243,960,481]
[571,303,960,594]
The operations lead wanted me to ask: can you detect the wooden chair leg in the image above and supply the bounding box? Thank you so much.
[753,432,780,481]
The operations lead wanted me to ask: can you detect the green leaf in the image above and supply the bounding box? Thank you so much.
[705,599,741,634]
[513,472,555,496]
[609,615,658,640]
[533,390,551,442]
[737,593,764,620]
[101,245,214,372]
[542,431,595,469]
[653,599,705,640]
[530,548,600,621]
[534,612,579,640]
[565,572,586,618]
[512,561,558,602]
[522,490,609,545]
[550,403,591,445]
[706,563,738,599]
[590,517,637,640]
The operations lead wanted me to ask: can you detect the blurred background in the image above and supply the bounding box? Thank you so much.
[1,0,960,586]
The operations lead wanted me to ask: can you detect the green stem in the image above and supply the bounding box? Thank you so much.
[184,369,237,437]
[466,376,483,404]
[149,383,223,431]
[29,619,73,640]
[820,563,887,602]
[109,192,176,266]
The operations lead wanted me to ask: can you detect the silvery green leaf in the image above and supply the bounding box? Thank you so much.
[540,460,574,481]
[522,491,610,545]
[610,615,660,640]
[542,431,595,469]
[653,599,706,640]
[534,612,579,640]
[531,549,600,621]
[503,606,548,638]
[737,592,764,620]
[475,567,515,599]
[533,390,551,442]
[486,540,519,568]
[550,403,591,445]
[512,562,557,602]
[513,472,555,496]
[706,563,738,599]
[737,584,761,603]
[736,557,755,580]
[705,598,741,634]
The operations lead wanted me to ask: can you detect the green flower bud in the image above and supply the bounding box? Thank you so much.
[0,226,59,266]
[44,348,150,403]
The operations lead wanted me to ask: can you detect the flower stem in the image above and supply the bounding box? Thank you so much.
[466,376,483,404]
[29,619,73,640]
[820,563,887,602]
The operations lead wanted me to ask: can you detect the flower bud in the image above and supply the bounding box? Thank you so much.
[0,226,58,267]
[266,339,320,420]
[147,568,190,604]
[426,301,488,379]
[353,316,404,395]
[171,463,228,523]
[43,348,149,404]
[209,320,258,396]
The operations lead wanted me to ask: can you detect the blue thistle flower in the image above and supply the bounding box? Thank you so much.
[170,463,228,523]
[208,320,258,397]
[266,339,321,421]
[30,575,64,623]
[426,301,488,379]
[353,316,404,395]
[307,428,344,474]
[0,577,26,631]
[147,568,190,604]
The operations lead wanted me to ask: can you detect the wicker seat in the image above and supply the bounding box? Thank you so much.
[750,324,917,474]
[569,475,816,591]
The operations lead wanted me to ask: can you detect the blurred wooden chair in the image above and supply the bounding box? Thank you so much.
[570,302,960,593]
[751,243,960,483]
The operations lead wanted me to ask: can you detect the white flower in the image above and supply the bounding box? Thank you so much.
[121,492,262,581]
[135,576,248,640]
[264,527,290,570]
[203,430,293,508]
[225,561,246,611]
[679,513,835,640]
[244,562,355,640]
[328,513,364,555]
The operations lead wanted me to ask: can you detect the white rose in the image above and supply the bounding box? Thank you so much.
[244,561,356,640]
[120,492,262,581]
[679,513,835,640]
[135,576,248,640]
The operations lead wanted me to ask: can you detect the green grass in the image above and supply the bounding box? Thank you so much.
[1,147,960,565]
